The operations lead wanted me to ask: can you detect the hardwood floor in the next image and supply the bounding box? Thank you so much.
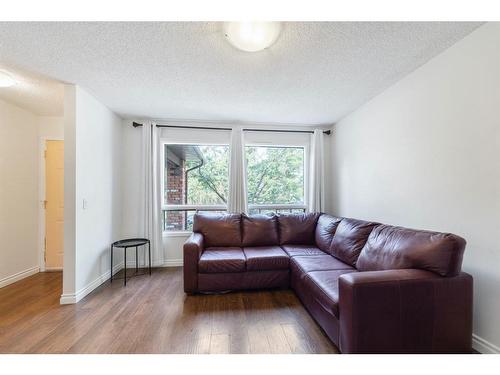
[0,268,338,354]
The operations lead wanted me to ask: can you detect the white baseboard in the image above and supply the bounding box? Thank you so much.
[473,333,500,354]
[123,259,184,269]
[0,266,40,289]
[59,293,77,304]
[60,262,124,305]
[44,267,63,272]
[163,259,183,267]
[123,259,183,268]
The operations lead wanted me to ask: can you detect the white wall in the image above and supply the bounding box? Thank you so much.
[62,85,77,299]
[61,85,123,303]
[0,99,40,286]
[331,23,500,353]
[121,122,142,239]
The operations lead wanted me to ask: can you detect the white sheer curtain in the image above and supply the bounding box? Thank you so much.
[228,126,248,213]
[308,129,326,213]
[140,121,163,266]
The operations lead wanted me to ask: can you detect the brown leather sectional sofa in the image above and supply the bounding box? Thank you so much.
[183,212,473,353]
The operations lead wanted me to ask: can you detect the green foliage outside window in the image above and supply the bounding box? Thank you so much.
[245,146,304,205]
[185,145,229,205]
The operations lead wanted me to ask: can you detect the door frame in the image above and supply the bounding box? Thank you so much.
[39,136,64,272]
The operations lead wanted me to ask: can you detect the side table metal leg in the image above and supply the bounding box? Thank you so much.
[148,241,152,276]
[136,246,138,272]
[110,244,113,283]
[124,247,127,286]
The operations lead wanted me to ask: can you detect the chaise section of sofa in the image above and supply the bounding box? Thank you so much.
[183,211,472,353]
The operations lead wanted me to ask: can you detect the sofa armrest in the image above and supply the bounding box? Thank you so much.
[183,233,204,293]
[338,269,473,353]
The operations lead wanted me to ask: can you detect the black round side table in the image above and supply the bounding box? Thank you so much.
[111,238,151,286]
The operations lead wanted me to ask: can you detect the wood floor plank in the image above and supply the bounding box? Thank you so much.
[281,323,315,354]
[0,268,339,354]
[247,324,271,354]
[209,333,230,354]
[267,325,292,354]
[193,333,211,354]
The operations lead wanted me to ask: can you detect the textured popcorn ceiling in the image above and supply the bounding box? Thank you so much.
[0,22,482,123]
[0,63,64,116]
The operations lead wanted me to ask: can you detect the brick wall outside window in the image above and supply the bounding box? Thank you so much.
[165,159,186,230]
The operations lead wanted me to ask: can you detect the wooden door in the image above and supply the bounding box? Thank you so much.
[45,140,64,269]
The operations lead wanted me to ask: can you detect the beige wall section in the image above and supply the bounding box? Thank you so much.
[0,99,39,287]
[0,98,64,287]
[39,116,64,138]
[331,23,500,353]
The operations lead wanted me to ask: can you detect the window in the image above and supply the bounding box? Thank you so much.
[245,145,306,215]
[163,144,229,231]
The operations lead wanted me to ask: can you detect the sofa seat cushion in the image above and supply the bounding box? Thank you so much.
[282,245,326,257]
[199,247,246,273]
[243,246,289,271]
[303,270,358,318]
[291,255,354,275]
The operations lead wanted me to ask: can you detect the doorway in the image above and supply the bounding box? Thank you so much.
[41,139,64,271]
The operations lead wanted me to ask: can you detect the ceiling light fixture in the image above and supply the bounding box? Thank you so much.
[0,70,16,87]
[223,22,282,52]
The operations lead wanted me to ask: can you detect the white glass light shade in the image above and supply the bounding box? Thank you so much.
[223,22,282,52]
[0,70,16,87]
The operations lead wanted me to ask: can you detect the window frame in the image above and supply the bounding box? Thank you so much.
[161,131,311,234]
[161,140,230,234]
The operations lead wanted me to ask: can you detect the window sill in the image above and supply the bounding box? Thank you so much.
[163,231,192,238]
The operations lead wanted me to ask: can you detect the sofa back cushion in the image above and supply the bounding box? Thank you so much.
[315,214,343,253]
[356,225,466,277]
[278,213,321,245]
[242,214,279,247]
[329,218,379,266]
[193,213,242,247]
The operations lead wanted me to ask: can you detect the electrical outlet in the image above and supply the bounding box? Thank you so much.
[83,199,88,209]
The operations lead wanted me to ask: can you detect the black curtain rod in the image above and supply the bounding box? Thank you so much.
[132,122,331,135]
[243,128,331,135]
